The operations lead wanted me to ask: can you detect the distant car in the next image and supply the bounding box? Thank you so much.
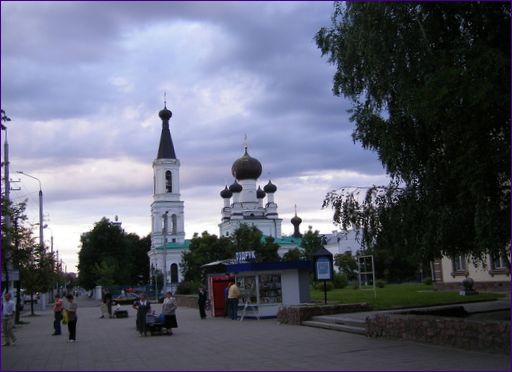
[112,292,139,305]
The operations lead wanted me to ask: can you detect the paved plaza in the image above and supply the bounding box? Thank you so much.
[1,296,509,371]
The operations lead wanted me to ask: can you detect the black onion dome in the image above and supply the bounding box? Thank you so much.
[256,186,266,199]
[263,180,277,193]
[231,148,262,180]
[159,105,172,121]
[291,214,302,225]
[229,180,243,193]
[220,185,233,199]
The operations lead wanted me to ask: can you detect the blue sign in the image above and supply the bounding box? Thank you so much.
[236,251,255,263]
[315,257,332,280]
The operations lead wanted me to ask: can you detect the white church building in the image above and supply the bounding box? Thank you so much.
[146,103,358,290]
[147,104,188,290]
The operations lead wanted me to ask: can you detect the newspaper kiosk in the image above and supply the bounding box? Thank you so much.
[224,261,311,319]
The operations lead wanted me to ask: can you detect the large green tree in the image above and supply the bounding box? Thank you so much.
[77,218,150,289]
[254,236,281,263]
[300,228,326,261]
[231,224,265,252]
[181,231,235,282]
[316,2,510,266]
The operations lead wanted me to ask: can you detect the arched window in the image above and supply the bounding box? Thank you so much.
[170,263,179,284]
[165,171,172,192]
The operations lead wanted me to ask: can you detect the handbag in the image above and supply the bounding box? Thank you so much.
[62,309,69,324]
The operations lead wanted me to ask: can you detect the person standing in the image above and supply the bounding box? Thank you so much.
[161,292,178,334]
[197,287,207,319]
[65,294,78,342]
[2,292,16,346]
[104,288,113,318]
[223,282,230,318]
[133,293,151,336]
[52,294,64,336]
[228,282,241,320]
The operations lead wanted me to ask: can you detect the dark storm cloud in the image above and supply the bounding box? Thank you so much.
[2,1,388,270]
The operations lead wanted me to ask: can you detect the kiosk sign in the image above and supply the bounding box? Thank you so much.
[236,251,255,263]
[313,247,334,304]
[315,257,332,280]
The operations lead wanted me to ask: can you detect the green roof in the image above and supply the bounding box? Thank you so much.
[155,236,300,250]
[155,240,191,250]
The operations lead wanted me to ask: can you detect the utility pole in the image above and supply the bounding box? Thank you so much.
[1,109,12,290]
[162,211,168,294]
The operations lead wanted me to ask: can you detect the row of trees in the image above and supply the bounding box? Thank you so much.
[77,219,362,292]
[181,224,357,283]
[1,199,69,318]
[76,216,420,290]
[316,2,510,268]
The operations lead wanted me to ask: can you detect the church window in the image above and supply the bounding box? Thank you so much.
[171,214,177,234]
[165,171,172,192]
[170,263,179,284]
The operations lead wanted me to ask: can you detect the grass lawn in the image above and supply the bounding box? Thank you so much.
[310,282,505,310]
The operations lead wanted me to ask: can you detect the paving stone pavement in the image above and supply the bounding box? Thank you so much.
[1,296,509,371]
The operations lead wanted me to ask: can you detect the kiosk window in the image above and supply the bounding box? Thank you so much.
[258,274,282,304]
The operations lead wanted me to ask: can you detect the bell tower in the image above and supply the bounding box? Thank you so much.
[149,100,185,288]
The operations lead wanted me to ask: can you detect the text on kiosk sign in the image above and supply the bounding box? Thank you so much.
[236,251,255,263]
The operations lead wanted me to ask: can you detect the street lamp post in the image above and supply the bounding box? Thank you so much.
[16,171,44,248]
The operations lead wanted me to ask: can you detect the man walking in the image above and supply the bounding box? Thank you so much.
[2,292,16,346]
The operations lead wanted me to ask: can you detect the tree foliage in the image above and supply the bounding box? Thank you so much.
[77,217,150,289]
[334,251,357,281]
[231,224,265,252]
[300,228,326,261]
[316,2,510,266]
[254,236,281,263]
[181,231,235,282]
[2,199,58,315]
[282,248,302,262]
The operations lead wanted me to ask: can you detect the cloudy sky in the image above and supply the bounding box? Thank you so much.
[1,1,388,272]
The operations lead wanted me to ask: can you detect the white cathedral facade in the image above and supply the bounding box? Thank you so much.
[147,103,357,290]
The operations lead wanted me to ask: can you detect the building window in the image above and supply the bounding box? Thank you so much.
[451,255,467,276]
[165,171,172,192]
[170,263,179,284]
[491,254,507,270]
[489,253,509,276]
[171,214,177,234]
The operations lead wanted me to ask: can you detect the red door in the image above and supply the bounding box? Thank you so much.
[212,280,228,317]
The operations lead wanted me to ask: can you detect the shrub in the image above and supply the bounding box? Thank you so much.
[376,279,386,288]
[176,281,200,295]
[313,281,334,291]
[352,282,359,290]
[423,278,433,285]
[332,272,348,289]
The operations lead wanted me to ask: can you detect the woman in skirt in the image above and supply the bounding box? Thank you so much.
[133,293,151,336]
[162,292,178,335]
